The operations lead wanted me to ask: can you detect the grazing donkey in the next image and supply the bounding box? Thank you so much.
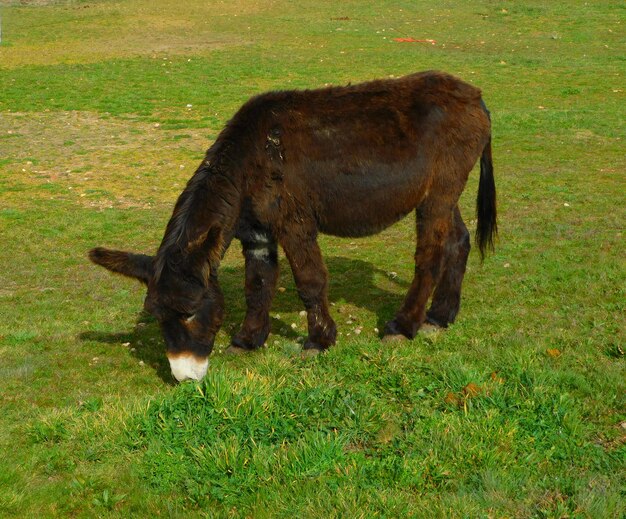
[89,71,497,382]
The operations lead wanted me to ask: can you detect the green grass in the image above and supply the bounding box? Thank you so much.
[1,0,624,517]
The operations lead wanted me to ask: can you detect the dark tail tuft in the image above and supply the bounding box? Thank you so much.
[475,122,497,260]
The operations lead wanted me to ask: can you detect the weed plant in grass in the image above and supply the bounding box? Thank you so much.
[0,0,624,517]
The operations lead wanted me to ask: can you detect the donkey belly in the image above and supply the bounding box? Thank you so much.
[312,161,428,237]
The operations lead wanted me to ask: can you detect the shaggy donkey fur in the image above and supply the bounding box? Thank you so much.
[89,70,497,381]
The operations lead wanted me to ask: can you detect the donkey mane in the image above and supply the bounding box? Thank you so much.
[152,170,206,283]
[152,128,248,284]
[152,90,294,284]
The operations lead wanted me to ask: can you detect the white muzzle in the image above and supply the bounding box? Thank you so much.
[167,353,209,382]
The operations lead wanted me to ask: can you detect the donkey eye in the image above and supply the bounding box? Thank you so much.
[183,313,196,323]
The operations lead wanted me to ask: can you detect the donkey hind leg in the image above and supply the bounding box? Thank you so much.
[383,205,455,340]
[281,233,337,352]
[230,234,279,351]
[426,206,470,328]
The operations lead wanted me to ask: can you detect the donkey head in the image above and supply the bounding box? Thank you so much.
[88,245,223,382]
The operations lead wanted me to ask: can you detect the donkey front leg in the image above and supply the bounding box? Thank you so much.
[281,233,337,352]
[230,234,279,352]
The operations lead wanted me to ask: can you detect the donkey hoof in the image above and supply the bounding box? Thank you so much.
[420,322,443,335]
[382,319,414,341]
[225,345,251,355]
[302,340,326,357]
[301,348,321,359]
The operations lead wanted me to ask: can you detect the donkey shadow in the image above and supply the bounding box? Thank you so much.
[80,256,409,383]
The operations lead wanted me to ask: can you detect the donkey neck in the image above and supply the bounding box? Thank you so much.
[155,160,242,283]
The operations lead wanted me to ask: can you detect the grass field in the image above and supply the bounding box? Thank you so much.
[0,0,624,517]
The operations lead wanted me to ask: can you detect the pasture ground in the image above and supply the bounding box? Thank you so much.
[0,1,624,517]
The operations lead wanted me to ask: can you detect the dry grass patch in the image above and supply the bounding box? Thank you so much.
[0,0,271,67]
[1,110,215,208]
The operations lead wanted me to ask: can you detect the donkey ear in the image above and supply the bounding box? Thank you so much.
[185,226,223,282]
[186,226,223,264]
[88,247,155,285]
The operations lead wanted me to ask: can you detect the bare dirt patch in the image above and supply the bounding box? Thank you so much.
[0,0,261,68]
[0,110,215,209]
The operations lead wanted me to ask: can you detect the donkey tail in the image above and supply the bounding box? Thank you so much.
[475,102,497,260]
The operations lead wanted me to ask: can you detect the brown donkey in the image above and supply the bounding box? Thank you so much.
[89,71,497,382]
